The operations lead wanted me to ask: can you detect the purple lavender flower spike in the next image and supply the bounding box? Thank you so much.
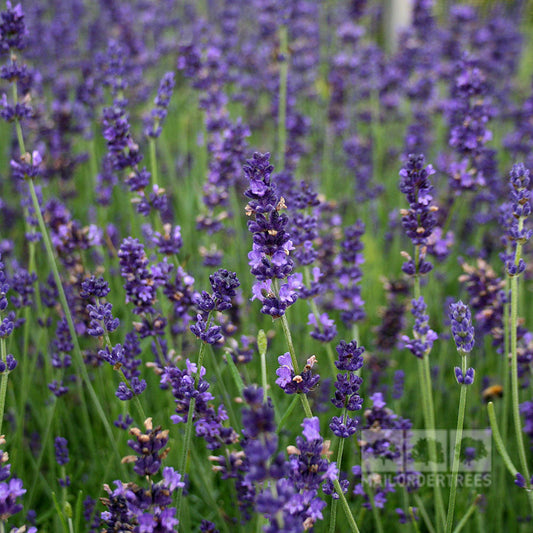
[308,312,337,342]
[144,71,175,138]
[515,472,527,488]
[0,2,27,54]
[449,300,475,353]
[125,418,169,477]
[399,154,438,240]
[153,224,183,256]
[329,339,364,438]
[244,152,302,318]
[80,276,111,299]
[209,268,240,311]
[161,362,238,450]
[505,163,532,276]
[402,296,438,359]
[190,314,223,345]
[54,437,69,466]
[392,370,405,400]
[334,340,364,372]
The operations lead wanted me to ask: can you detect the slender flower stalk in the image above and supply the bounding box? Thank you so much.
[446,301,475,533]
[27,179,121,459]
[505,163,532,488]
[177,268,240,522]
[175,342,206,521]
[399,154,446,531]
[277,305,313,419]
[0,256,15,437]
[277,23,288,171]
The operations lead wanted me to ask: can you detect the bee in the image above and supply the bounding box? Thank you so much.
[482,384,503,402]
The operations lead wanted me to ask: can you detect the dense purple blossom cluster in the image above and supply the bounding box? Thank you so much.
[329,340,364,438]
[402,297,438,359]
[244,152,303,318]
[399,154,438,274]
[100,419,184,532]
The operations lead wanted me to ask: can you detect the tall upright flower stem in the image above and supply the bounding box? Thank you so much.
[274,283,359,531]
[446,357,469,533]
[445,300,475,532]
[328,409,348,533]
[413,269,446,533]
[27,178,121,464]
[305,267,338,377]
[504,164,533,490]
[277,23,288,171]
[12,82,116,459]
[278,311,313,419]
[0,337,9,437]
[488,400,533,514]
[176,317,211,523]
[101,329,146,423]
[149,137,159,189]
[510,264,530,484]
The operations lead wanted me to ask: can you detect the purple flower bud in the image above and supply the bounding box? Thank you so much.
[455,367,475,385]
[0,354,16,373]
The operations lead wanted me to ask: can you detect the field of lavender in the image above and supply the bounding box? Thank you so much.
[2,0,533,531]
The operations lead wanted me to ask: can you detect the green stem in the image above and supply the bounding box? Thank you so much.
[304,267,337,377]
[51,491,69,533]
[278,312,313,419]
[102,328,146,422]
[333,478,360,533]
[149,137,159,188]
[277,24,288,171]
[413,262,446,533]
[452,495,480,533]
[329,410,348,533]
[487,401,518,478]
[27,178,121,462]
[370,488,385,533]
[414,494,436,533]
[276,395,300,435]
[445,357,469,533]
[502,272,511,443]
[509,253,531,483]
[224,350,245,395]
[176,334,209,523]
[423,354,446,529]
[259,334,268,404]
[0,337,8,436]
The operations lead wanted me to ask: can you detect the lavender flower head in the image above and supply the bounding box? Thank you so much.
[144,71,175,138]
[54,437,69,466]
[399,154,438,275]
[0,1,26,54]
[244,152,301,318]
[449,300,474,354]
[402,296,438,359]
[506,163,532,276]
[123,418,169,477]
